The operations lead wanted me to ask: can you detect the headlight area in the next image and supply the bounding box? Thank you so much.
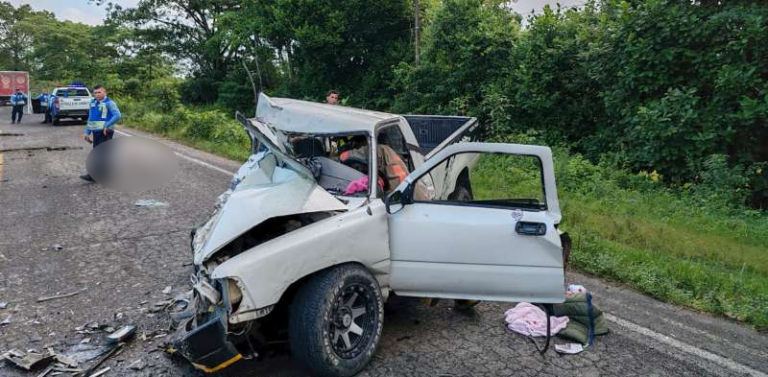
[170,277,249,373]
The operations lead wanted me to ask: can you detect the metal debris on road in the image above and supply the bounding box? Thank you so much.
[41,244,63,251]
[1,349,55,371]
[1,315,11,325]
[63,344,108,364]
[0,301,7,309]
[36,290,82,303]
[88,366,111,377]
[80,344,122,377]
[106,325,136,344]
[128,359,147,371]
[555,343,585,354]
[162,285,172,295]
[135,199,168,207]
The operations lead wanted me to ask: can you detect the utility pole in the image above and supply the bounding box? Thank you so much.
[414,0,420,66]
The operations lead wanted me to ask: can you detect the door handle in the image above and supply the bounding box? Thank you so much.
[515,221,546,236]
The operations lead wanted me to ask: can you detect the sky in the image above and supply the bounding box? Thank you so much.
[9,0,585,26]
[7,0,139,25]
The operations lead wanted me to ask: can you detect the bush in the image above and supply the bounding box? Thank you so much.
[148,78,181,113]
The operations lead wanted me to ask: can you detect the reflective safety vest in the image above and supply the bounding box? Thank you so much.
[11,93,26,106]
[86,97,115,131]
[38,94,49,107]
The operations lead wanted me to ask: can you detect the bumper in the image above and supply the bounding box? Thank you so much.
[172,307,244,373]
[54,110,88,118]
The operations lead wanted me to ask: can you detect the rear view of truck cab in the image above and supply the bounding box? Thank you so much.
[170,93,567,377]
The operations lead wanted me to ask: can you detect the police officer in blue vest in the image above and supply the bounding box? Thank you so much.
[37,90,51,123]
[80,85,122,182]
[10,88,27,124]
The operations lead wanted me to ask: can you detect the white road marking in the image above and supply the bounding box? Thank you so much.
[114,129,235,176]
[605,313,767,377]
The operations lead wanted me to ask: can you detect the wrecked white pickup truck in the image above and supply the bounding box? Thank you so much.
[171,93,570,376]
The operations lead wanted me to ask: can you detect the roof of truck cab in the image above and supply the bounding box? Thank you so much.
[255,93,399,134]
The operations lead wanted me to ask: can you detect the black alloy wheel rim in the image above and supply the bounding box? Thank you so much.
[327,283,377,359]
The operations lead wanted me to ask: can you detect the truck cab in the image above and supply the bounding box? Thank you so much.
[50,86,92,125]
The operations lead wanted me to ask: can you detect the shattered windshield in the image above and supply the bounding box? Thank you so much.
[242,117,374,198]
[284,132,372,197]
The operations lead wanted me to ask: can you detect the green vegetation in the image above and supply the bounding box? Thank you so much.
[1,0,766,328]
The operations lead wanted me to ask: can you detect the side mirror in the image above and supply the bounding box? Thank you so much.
[385,190,405,214]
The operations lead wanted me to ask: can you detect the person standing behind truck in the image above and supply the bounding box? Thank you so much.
[10,88,27,124]
[37,90,51,124]
[80,85,121,182]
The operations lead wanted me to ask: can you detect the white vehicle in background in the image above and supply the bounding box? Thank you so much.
[171,93,570,376]
[50,85,92,125]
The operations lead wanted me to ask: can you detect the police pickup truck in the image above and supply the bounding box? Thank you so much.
[50,86,92,125]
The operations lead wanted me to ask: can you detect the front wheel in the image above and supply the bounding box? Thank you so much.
[289,264,384,377]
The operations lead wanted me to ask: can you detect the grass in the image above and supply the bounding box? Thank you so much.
[122,101,768,330]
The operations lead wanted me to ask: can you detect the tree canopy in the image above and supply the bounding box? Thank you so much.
[1,0,766,207]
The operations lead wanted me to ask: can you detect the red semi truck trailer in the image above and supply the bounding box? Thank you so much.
[0,71,30,110]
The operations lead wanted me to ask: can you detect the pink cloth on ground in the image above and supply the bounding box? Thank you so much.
[504,302,569,337]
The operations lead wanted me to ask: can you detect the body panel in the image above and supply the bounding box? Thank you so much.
[211,200,390,312]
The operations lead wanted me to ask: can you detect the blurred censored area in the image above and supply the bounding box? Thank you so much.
[86,136,179,192]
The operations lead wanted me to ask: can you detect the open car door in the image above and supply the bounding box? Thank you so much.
[386,142,565,303]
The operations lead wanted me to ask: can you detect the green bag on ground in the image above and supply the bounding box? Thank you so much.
[552,292,609,345]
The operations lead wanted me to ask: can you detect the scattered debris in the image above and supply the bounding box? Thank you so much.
[2,349,55,371]
[35,365,54,377]
[555,343,585,354]
[89,366,111,377]
[64,344,108,364]
[135,199,168,207]
[114,312,124,320]
[0,301,7,309]
[1,315,11,326]
[128,359,147,371]
[106,325,136,344]
[41,244,63,252]
[80,344,122,377]
[149,300,172,313]
[52,353,78,369]
[0,132,25,136]
[80,338,91,344]
[37,290,82,303]
[162,285,172,295]
[396,336,412,342]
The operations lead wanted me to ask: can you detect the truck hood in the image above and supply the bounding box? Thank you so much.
[193,116,347,265]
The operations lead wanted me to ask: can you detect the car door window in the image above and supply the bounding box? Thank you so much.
[414,152,546,211]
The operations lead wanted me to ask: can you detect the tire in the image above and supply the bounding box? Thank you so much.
[52,116,60,126]
[449,185,472,201]
[289,264,384,377]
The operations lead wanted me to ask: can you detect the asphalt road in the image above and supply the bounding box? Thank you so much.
[1,108,766,377]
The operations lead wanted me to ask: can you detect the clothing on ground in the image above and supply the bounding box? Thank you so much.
[504,302,569,337]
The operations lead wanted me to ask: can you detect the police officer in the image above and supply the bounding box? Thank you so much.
[37,90,51,124]
[80,85,122,182]
[10,88,27,124]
